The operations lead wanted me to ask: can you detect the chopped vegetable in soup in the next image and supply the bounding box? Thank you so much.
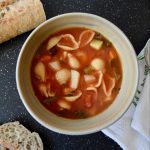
[31,27,122,119]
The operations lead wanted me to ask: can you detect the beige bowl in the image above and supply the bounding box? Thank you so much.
[16,13,138,135]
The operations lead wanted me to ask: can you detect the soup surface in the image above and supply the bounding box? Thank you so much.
[31,27,122,119]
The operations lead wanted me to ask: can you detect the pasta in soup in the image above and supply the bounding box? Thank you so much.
[31,27,122,119]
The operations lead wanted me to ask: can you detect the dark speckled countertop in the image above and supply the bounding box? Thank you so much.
[0,0,150,150]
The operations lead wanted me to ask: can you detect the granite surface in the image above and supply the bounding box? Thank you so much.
[0,0,150,150]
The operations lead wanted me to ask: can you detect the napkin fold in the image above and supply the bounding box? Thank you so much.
[132,74,150,141]
[102,41,150,150]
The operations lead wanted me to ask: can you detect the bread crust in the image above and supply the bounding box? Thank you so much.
[0,145,7,150]
[0,0,46,44]
[0,0,16,9]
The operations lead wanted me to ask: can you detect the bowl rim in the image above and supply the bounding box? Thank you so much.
[16,12,139,135]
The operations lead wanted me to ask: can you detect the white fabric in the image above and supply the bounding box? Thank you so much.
[132,75,150,141]
[102,46,150,150]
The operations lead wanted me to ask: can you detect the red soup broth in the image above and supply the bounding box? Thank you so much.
[31,27,122,119]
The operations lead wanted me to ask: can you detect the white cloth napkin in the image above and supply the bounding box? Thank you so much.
[132,74,150,141]
[102,41,150,150]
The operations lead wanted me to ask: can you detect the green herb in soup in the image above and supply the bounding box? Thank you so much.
[31,27,122,119]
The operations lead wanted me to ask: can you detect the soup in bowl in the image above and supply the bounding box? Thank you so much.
[31,27,122,119]
[16,13,138,135]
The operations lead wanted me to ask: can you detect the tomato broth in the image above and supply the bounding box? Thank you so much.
[31,27,122,119]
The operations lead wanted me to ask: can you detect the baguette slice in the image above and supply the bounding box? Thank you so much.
[0,145,6,150]
[0,0,16,9]
[0,0,46,44]
[0,121,43,150]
